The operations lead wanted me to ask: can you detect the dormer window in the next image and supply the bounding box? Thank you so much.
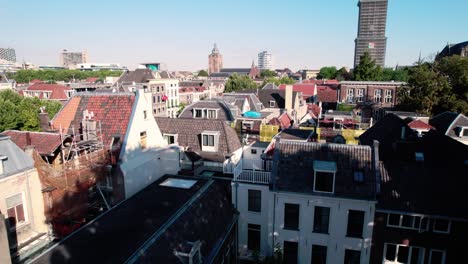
[269,100,276,107]
[164,133,178,145]
[313,161,337,193]
[458,126,468,138]
[201,131,219,152]
[194,108,203,118]
[206,109,218,119]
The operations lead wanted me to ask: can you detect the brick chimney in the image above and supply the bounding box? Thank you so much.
[39,107,50,132]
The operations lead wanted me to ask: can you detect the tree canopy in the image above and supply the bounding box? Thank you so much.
[9,69,122,83]
[260,69,278,78]
[260,77,296,87]
[197,70,208,77]
[0,90,63,132]
[353,52,383,81]
[224,74,258,93]
[317,66,338,80]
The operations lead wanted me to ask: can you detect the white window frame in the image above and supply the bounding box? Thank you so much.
[207,109,218,119]
[193,108,204,118]
[458,126,468,138]
[201,131,219,152]
[383,243,425,264]
[163,133,178,145]
[374,89,382,103]
[429,249,446,264]
[5,192,28,229]
[356,88,364,102]
[269,100,276,107]
[432,219,451,234]
[386,213,429,231]
[385,89,393,103]
[242,121,254,130]
[313,161,337,194]
[346,88,354,103]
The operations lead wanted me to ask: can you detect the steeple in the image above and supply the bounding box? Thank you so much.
[212,43,219,54]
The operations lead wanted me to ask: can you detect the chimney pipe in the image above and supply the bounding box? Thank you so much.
[39,112,50,132]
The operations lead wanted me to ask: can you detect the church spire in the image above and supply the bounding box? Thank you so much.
[212,43,219,54]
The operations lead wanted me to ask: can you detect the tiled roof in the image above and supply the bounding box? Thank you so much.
[51,93,135,147]
[85,77,99,83]
[1,130,64,156]
[115,69,154,86]
[279,83,316,96]
[0,135,35,179]
[407,119,433,130]
[268,112,292,129]
[178,100,236,121]
[277,128,313,141]
[155,117,241,162]
[273,141,376,199]
[26,83,70,100]
[30,79,44,84]
[316,86,338,103]
[223,93,263,112]
[308,104,321,118]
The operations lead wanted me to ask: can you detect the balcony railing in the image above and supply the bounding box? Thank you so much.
[234,170,271,184]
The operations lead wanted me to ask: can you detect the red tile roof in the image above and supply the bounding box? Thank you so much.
[30,79,44,84]
[408,119,433,130]
[269,112,292,129]
[85,77,99,83]
[279,83,316,96]
[1,130,63,155]
[316,86,338,103]
[51,94,135,148]
[26,83,70,100]
[308,104,321,118]
[303,79,340,85]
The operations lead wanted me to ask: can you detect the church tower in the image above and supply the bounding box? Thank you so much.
[208,43,223,75]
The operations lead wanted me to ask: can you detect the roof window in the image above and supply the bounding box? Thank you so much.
[160,178,197,189]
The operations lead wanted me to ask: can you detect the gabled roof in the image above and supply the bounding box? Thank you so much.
[407,119,433,130]
[51,93,135,147]
[269,112,292,129]
[262,83,279,90]
[223,93,263,112]
[1,130,64,156]
[316,86,338,103]
[115,69,154,86]
[178,100,237,121]
[429,111,468,137]
[279,83,315,95]
[273,141,376,199]
[31,176,237,264]
[155,118,242,162]
[0,135,35,179]
[26,83,70,100]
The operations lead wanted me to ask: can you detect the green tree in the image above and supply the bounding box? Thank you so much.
[335,67,352,81]
[317,66,337,79]
[224,73,258,93]
[260,69,278,78]
[437,55,468,113]
[10,69,122,83]
[353,52,383,81]
[381,68,409,82]
[0,99,21,131]
[197,70,208,77]
[260,77,296,87]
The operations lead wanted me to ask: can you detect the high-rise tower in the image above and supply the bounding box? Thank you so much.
[0,48,16,63]
[258,51,274,70]
[354,0,388,67]
[208,44,223,75]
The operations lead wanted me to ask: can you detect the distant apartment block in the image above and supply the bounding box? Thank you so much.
[59,49,88,68]
[208,43,223,74]
[0,48,16,63]
[258,51,274,70]
[354,0,388,67]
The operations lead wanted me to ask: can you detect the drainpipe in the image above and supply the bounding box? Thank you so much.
[271,193,277,256]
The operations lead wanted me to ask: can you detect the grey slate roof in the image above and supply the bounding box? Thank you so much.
[208,72,232,78]
[223,93,263,112]
[115,69,154,86]
[273,141,377,199]
[155,117,242,162]
[0,135,35,179]
[220,68,251,74]
[429,112,468,138]
[179,100,237,121]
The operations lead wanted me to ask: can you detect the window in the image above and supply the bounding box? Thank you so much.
[247,224,261,251]
[433,219,450,233]
[6,193,25,228]
[207,109,217,119]
[243,121,254,130]
[143,110,147,119]
[313,206,330,234]
[203,134,215,146]
[353,170,364,183]
[311,245,327,264]
[269,100,276,107]
[164,134,177,145]
[248,190,261,212]
[284,203,299,230]
[251,149,257,154]
[314,172,334,193]
[153,96,156,103]
[356,89,364,102]
[153,108,156,114]
[385,90,393,103]
[313,161,336,193]
[194,109,203,118]
[346,210,365,238]
[385,244,425,264]
[461,127,468,137]
[140,131,147,149]
[429,250,445,264]
[346,89,354,103]
[387,213,428,231]
[344,249,361,264]
[415,152,424,161]
[283,241,298,264]
[374,89,382,103]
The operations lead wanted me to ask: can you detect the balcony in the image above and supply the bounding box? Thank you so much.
[235,170,271,184]
[228,158,272,185]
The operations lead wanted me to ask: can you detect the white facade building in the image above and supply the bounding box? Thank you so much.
[258,51,274,70]
[149,73,180,118]
[232,139,378,263]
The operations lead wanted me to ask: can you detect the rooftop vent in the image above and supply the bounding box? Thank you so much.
[174,240,202,264]
[160,178,197,189]
[415,152,424,162]
[0,155,7,175]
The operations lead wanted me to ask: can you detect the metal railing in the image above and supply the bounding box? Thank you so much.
[234,170,271,184]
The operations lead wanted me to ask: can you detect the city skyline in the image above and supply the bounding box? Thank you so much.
[2,0,467,71]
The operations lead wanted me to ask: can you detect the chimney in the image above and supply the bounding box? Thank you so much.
[39,111,50,132]
[0,155,7,175]
[313,84,317,96]
[285,85,293,112]
[25,132,32,146]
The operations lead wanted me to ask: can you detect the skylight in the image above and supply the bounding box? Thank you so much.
[160,178,197,189]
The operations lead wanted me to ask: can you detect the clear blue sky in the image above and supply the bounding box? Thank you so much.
[2,0,467,71]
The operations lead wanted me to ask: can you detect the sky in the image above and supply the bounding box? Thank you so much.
[2,0,467,71]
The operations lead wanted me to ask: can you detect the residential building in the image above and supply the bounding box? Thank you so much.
[149,71,180,118]
[0,48,16,63]
[113,68,154,92]
[0,135,49,262]
[354,0,388,67]
[232,139,378,263]
[429,112,468,145]
[300,69,320,80]
[30,175,238,264]
[436,40,468,59]
[179,81,208,105]
[178,100,239,121]
[208,43,223,74]
[21,83,74,103]
[0,72,14,90]
[59,50,88,68]
[50,90,180,202]
[258,51,274,70]
[74,63,127,71]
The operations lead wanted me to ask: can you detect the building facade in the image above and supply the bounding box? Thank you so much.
[148,76,179,118]
[0,48,16,63]
[258,51,274,70]
[354,0,388,67]
[208,43,223,75]
[59,50,88,68]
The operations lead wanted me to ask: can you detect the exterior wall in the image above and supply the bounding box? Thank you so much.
[179,92,193,105]
[119,90,180,198]
[370,211,468,264]
[149,79,180,118]
[0,169,48,246]
[234,184,376,263]
[339,83,401,108]
[147,82,166,117]
[241,145,268,170]
[208,53,223,74]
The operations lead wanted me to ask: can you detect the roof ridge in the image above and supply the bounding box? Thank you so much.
[3,130,61,136]
[282,140,372,150]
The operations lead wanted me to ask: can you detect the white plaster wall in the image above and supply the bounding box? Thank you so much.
[234,184,375,264]
[242,145,267,170]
